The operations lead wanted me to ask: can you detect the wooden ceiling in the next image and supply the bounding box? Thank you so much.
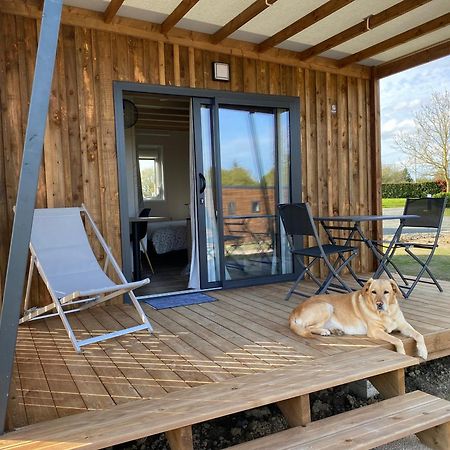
[124,93,190,132]
[61,0,450,77]
[3,0,449,78]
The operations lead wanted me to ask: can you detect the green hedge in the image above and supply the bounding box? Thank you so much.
[382,182,443,198]
[432,191,450,207]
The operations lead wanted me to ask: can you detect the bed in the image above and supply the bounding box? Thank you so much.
[147,220,188,254]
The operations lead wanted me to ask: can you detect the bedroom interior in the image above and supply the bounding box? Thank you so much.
[124,92,192,296]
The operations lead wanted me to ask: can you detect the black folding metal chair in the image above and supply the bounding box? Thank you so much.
[373,197,447,298]
[278,203,358,300]
[136,208,155,274]
[223,218,247,272]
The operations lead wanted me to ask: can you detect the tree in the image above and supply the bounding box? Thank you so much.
[382,165,413,183]
[261,168,275,186]
[221,162,257,186]
[140,167,156,198]
[394,90,450,192]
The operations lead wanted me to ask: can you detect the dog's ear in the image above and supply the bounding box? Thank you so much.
[363,278,373,295]
[390,279,403,300]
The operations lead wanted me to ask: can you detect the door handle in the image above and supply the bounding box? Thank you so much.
[199,173,206,194]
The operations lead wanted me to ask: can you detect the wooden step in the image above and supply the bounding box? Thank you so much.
[0,347,417,450]
[229,391,450,450]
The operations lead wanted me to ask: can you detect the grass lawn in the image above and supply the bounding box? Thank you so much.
[391,243,450,282]
[382,198,406,208]
[382,198,450,216]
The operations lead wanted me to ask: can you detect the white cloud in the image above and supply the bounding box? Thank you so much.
[381,118,415,134]
[380,56,450,165]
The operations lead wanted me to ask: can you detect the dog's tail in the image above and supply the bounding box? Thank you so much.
[289,313,313,338]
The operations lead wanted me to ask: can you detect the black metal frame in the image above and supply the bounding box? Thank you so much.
[373,197,447,298]
[319,220,374,287]
[114,82,302,291]
[278,203,358,300]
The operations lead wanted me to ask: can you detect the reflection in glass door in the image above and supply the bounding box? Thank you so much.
[193,99,222,289]
[193,97,300,289]
[218,106,293,281]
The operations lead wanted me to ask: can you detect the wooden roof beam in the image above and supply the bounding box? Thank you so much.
[374,39,450,79]
[160,0,199,34]
[298,0,432,61]
[258,0,354,53]
[2,0,372,79]
[339,13,450,67]
[104,0,124,24]
[211,0,278,45]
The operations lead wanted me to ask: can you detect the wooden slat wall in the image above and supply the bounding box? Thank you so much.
[0,13,379,308]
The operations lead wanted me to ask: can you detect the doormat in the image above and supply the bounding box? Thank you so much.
[144,292,216,310]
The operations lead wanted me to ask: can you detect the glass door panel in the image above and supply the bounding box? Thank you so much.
[218,106,292,281]
[193,97,299,289]
[193,99,221,288]
[277,109,294,274]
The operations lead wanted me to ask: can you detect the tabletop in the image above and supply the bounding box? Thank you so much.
[315,214,419,222]
[129,216,170,223]
[223,214,275,220]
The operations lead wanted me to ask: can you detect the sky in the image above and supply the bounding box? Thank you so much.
[380,55,450,167]
[218,108,276,179]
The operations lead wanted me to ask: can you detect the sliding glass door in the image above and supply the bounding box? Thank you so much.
[193,96,300,289]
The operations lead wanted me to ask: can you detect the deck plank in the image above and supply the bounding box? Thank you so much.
[213,289,377,354]
[107,305,213,390]
[138,310,235,382]
[150,307,261,376]
[180,305,291,368]
[38,319,88,419]
[73,310,145,404]
[18,320,59,425]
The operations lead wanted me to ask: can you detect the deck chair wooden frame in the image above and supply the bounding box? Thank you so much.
[20,205,153,352]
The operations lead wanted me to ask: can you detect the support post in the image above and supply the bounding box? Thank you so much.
[277,394,311,427]
[165,426,193,450]
[369,70,382,271]
[369,368,405,399]
[0,0,63,435]
[417,422,450,450]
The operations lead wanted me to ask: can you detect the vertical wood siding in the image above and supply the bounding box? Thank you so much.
[0,13,379,307]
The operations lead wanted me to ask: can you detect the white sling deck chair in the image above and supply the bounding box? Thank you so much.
[20,205,152,352]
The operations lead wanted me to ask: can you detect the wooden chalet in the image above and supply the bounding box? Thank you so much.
[0,0,449,448]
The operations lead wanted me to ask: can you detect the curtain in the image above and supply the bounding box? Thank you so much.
[188,100,200,289]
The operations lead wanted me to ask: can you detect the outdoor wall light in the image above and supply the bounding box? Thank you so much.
[331,104,337,114]
[212,62,230,81]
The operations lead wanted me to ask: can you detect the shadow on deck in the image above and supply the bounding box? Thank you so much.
[7,278,450,431]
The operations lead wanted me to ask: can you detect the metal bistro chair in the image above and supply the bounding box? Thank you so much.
[278,203,358,300]
[137,208,155,274]
[373,197,447,298]
[223,218,247,272]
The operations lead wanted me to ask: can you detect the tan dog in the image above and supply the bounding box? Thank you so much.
[289,278,427,359]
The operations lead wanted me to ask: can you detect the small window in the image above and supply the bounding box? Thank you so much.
[138,145,164,200]
[251,201,261,213]
[228,201,236,215]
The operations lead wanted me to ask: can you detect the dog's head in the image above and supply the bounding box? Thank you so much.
[362,278,401,313]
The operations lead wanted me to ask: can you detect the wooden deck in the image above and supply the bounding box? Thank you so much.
[7,279,450,431]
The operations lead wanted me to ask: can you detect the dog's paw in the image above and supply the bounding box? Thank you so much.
[396,345,406,355]
[320,329,331,336]
[331,329,345,336]
[417,345,428,360]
